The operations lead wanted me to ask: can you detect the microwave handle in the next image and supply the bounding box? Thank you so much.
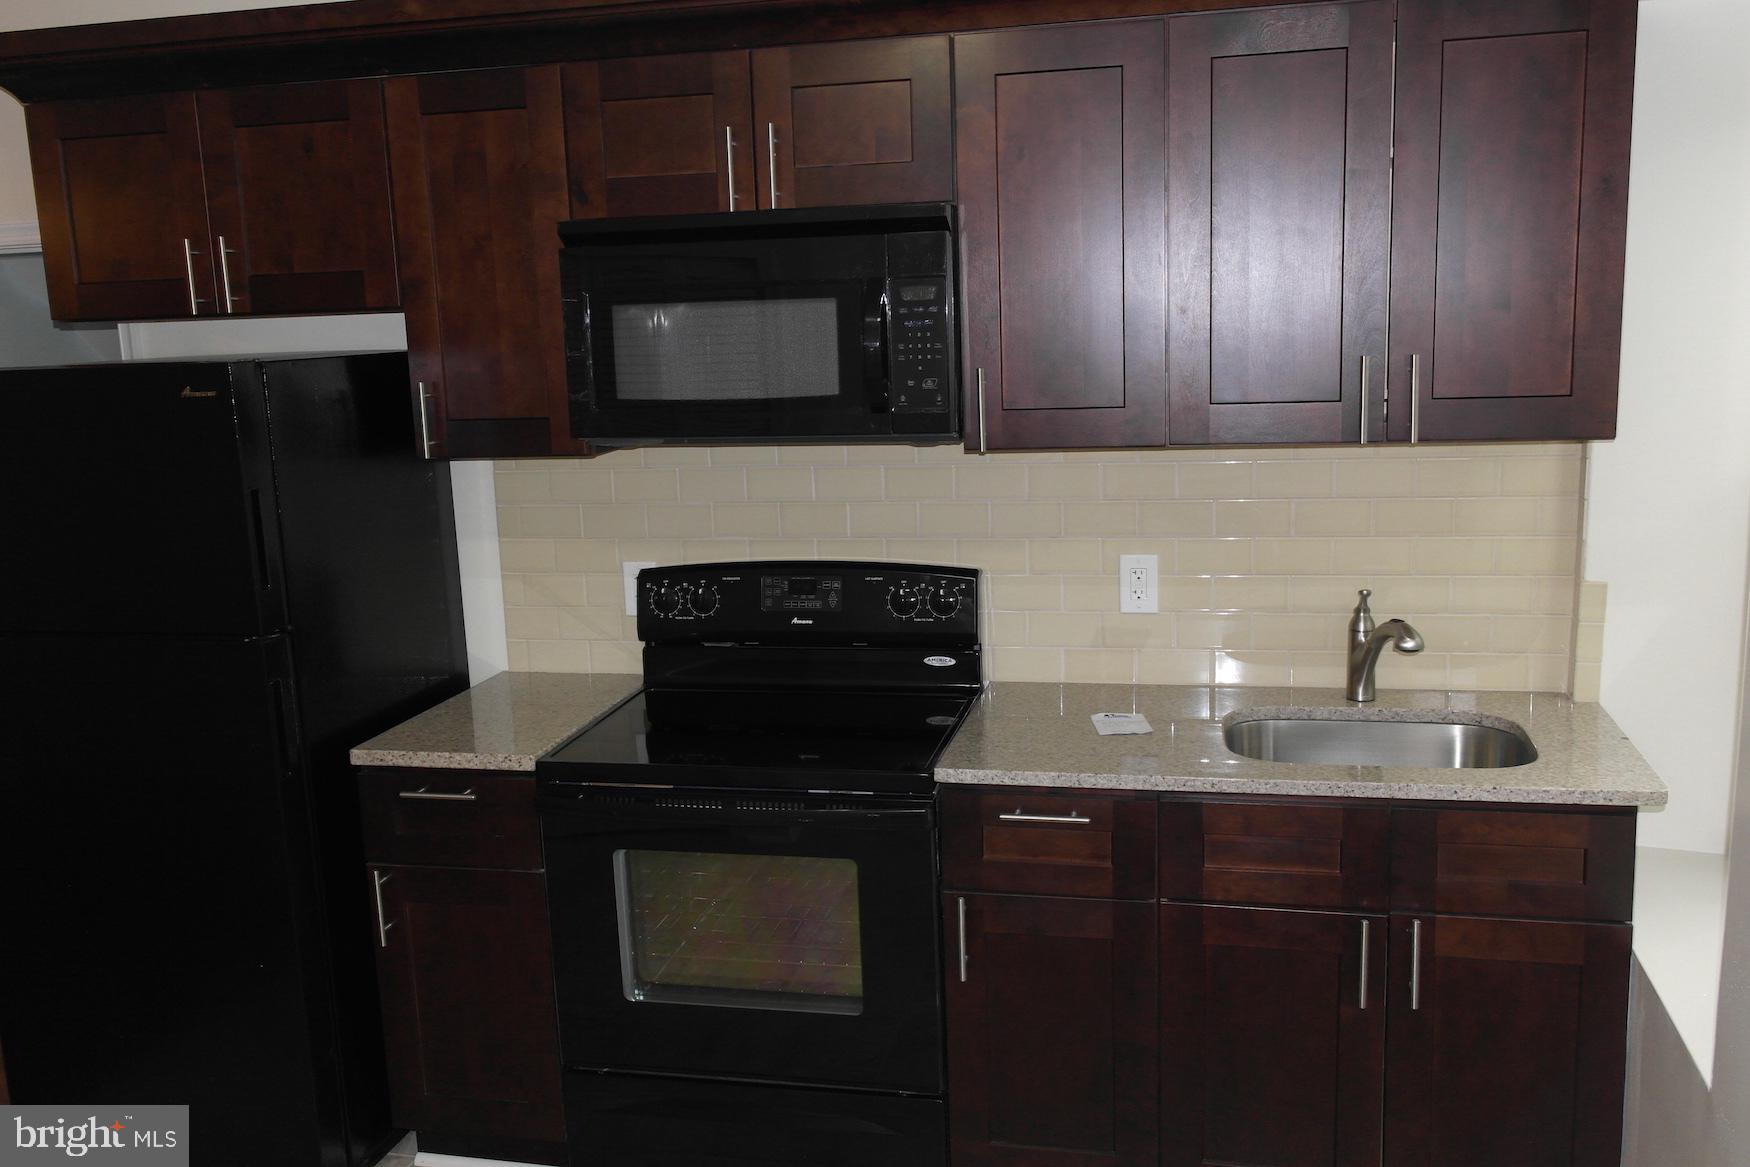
[863,280,890,412]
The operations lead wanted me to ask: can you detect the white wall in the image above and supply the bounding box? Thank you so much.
[1584,0,1750,854]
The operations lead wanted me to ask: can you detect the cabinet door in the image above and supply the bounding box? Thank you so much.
[26,94,215,321]
[945,893,1157,1166]
[385,67,578,459]
[1385,915,1631,1167]
[752,36,952,209]
[564,51,753,218]
[1388,0,1637,441]
[1166,2,1392,445]
[196,80,399,315]
[954,22,1166,450]
[1160,904,1385,1167]
[370,865,565,1155]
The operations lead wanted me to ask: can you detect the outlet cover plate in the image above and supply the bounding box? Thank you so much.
[1119,553,1159,614]
[623,561,657,615]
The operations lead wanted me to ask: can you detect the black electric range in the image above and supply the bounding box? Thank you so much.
[535,561,980,1167]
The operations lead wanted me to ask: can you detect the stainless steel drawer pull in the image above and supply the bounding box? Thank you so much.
[766,121,779,207]
[976,368,988,454]
[399,787,477,801]
[1358,919,1371,1010]
[217,235,239,313]
[1410,918,1424,1011]
[416,382,435,458]
[956,896,969,983]
[724,126,738,211]
[998,810,1092,825]
[181,238,207,316]
[373,870,395,948]
[1410,353,1423,445]
[1359,354,1371,446]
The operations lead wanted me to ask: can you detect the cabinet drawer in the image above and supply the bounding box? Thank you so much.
[940,787,1156,899]
[359,768,542,869]
[1391,807,1635,921]
[1159,799,1390,910]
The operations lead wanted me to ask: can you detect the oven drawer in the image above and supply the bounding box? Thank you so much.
[1159,797,1391,910]
[359,768,543,869]
[1391,806,1636,921]
[939,786,1156,899]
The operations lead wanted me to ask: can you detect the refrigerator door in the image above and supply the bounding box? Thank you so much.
[0,633,348,1167]
[0,361,286,637]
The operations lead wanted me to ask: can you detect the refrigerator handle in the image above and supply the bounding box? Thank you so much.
[269,678,293,777]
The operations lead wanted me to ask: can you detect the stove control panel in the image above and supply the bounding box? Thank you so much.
[637,561,979,644]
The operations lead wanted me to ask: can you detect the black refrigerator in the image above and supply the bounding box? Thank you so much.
[0,353,469,1167]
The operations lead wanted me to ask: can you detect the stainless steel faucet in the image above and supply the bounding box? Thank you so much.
[1346,589,1424,702]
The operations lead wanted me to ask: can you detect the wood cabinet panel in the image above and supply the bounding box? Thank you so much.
[1166,2,1392,445]
[941,786,1157,899]
[196,79,399,315]
[1391,806,1636,921]
[954,21,1166,449]
[385,67,578,458]
[26,93,214,321]
[565,51,752,218]
[1160,904,1385,1167]
[358,770,542,870]
[1159,798,1390,910]
[752,36,952,209]
[370,864,564,1155]
[945,893,1157,1166]
[1388,0,1637,441]
[1385,914,1631,1167]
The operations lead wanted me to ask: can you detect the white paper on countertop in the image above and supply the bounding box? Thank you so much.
[1091,712,1153,735]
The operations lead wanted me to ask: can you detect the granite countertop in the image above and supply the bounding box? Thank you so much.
[349,671,641,772]
[936,683,1668,807]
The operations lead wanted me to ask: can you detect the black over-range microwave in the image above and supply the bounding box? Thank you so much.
[559,203,958,447]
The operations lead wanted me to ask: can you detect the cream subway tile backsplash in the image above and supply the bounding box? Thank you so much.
[497,443,1589,692]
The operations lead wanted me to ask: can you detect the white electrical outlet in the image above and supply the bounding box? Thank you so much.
[1119,554,1158,613]
[623,561,657,615]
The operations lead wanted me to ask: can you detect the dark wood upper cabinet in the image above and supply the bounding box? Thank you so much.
[564,51,752,219]
[945,893,1158,1167]
[954,21,1167,451]
[1166,2,1393,445]
[1385,914,1632,1167]
[195,80,398,316]
[385,67,580,459]
[752,36,952,209]
[1160,904,1385,1167]
[370,864,565,1162]
[1388,0,1637,442]
[26,93,214,321]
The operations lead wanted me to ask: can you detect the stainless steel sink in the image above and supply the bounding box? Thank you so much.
[1223,714,1537,769]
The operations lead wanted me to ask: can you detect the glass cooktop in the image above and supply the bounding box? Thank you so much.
[536,687,974,794]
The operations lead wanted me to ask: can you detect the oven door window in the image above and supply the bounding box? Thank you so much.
[614,849,863,1015]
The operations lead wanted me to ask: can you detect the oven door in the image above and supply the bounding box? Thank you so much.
[563,233,892,444]
[540,787,943,1095]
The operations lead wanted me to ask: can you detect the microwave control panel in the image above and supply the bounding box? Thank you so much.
[889,279,951,415]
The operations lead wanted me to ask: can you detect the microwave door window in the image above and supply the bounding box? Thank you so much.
[611,299,840,403]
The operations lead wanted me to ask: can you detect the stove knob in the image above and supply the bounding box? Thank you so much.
[888,584,921,618]
[650,584,682,616]
[689,584,720,616]
[928,584,962,618]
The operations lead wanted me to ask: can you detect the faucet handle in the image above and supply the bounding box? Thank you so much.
[1349,588,1375,639]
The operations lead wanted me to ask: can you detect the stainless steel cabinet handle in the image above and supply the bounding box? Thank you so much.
[217,235,239,313]
[724,126,737,211]
[976,367,988,454]
[1358,919,1371,1010]
[956,897,969,983]
[998,810,1092,825]
[1410,353,1422,444]
[1410,918,1424,1011]
[399,786,477,801]
[766,121,779,207]
[373,870,395,948]
[181,238,208,316]
[1359,354,1371,445]
[416,381,435,458]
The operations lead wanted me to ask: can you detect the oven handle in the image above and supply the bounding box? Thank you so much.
[537,795,934,828]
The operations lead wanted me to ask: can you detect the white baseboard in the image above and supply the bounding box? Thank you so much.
[0,220,41,254]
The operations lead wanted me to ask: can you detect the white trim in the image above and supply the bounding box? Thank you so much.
[0,220,41,254]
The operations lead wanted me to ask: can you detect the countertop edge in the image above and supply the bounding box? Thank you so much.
[349,748,537,772]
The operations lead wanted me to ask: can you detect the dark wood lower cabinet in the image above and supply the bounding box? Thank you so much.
[944,893,1157,1166]
[1160,904,1386,1167]
[1384,914,1632,1167]
[369,864,565,1163]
